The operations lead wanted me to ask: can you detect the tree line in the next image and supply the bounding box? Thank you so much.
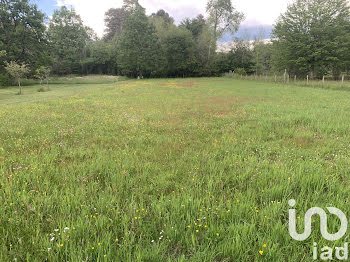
[1,0,350,86]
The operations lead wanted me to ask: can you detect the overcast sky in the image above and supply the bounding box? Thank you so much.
[37,0,292,37]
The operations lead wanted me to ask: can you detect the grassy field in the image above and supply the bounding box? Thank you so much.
[1,77,350,261]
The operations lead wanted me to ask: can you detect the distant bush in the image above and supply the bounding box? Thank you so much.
[37,86,50,92]
[235,68,246,76]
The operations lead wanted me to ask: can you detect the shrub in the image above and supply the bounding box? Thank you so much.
[235,68,246,76]
[37,86,50,92]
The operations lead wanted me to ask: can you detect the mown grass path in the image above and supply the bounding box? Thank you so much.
[1,78,350,261]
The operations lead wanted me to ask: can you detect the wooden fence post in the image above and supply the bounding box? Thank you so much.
[322,76,325,86]
[294,75,297,84]
[284,69,287,83]
[307,75,309,85]
[275,75,277,83]
[342,75,345,87]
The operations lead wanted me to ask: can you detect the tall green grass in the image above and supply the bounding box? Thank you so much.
[1,77,350,261]
[2,75,126,88]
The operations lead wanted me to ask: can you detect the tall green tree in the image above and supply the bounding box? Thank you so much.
[180,15,206,40]
[227,40,254,73]
[122,0,144,12]
[252,40,272,75]
[179,15,211,75]
[194,24,213,75]
[151,9,174,26]
[117,6,164,78]
[163,28,197,77]
[48,6,91,75]
[0,0,47,70]
[273,0,350,78]
[82,40,117,75]
[206,0,244,60]
[104,8,129,41]
[149,9,176,42]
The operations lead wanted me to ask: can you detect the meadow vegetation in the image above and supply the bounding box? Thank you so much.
[1,77,350,261]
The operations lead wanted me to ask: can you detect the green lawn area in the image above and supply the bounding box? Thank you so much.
[1,77,350,261]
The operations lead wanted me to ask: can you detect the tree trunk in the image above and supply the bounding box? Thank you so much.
[208,12,218,62]
[18,79,22,95]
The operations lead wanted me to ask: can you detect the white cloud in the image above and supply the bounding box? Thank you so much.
[55,0,292,37]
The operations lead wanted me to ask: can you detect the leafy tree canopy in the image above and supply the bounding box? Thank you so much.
[48,6,91,75]
[117,5,164,78]
[0,0,47,69]
[273,0,350,78]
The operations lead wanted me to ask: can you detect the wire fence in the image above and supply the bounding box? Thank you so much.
[224,72,350,90]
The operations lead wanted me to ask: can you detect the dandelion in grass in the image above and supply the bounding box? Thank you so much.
[263,244,267,248]
[259,250,264,255]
